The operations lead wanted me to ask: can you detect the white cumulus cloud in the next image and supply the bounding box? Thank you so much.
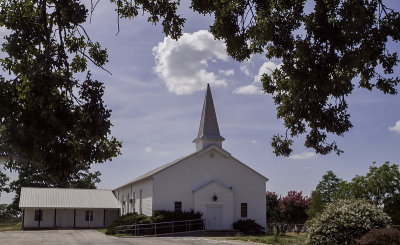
[254,61,280,83]
[153,30,228,95]
[233,61,281,95]
[389,120,400,134]
[220,69,234,76]
[240,61,253,77]
[289,152,317,160]
[144,146,153,153]
[233,84,262,95]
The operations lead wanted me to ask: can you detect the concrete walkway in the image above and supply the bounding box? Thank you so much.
[0,230,252,245]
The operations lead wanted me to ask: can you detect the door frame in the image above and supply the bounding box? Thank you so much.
[205,204,223,230]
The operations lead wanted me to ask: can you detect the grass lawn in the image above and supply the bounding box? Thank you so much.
[96,228,107,234]
[0,221,22,231]
[228,232,307,245]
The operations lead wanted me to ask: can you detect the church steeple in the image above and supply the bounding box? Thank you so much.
[193,84,225,151]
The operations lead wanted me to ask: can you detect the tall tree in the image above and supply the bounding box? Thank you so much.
[0,166,8,195]
[6,160,101,215]
[266,191,281,223]
[0,0,189,185]
[338,162,400,224]
[308,162,400,224]
[0,0,125,183]
[307,170,343,218]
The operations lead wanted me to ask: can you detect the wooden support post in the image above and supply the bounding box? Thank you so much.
[54,209,57,228]
[103,209,106,228]
[22,209,25,229]
[38,209,41,228]
[73,209,76,228]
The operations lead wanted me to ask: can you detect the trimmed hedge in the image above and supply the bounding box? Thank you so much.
[356,228,400,245]
[233,219,265,235]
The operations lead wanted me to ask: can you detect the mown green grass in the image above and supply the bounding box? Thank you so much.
[229,232,307,245]
[96,228,107,234]
[0,221,22,231]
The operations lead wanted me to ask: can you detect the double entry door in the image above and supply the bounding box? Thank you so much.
[205,206,222,230]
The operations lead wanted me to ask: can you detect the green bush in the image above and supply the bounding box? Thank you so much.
[356,228,400,245]
[105,212,151,235]
[306,199,391,245]
[233,219,265,235]
[152,210,202,223]
[105,210,203,235]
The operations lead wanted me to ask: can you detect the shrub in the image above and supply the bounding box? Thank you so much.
[105,212,151,235]
[233,219,264,235]
[152,210,202,223]
[105,210,203,235]
[356,228,400,245]
[306,199,391,245]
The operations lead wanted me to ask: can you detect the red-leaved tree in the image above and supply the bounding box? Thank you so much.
[280,191,310,224]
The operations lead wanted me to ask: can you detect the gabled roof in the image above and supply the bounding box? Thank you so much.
[193,84,225,142]
[114,152,198,190]
[114,144,268,191]
[19,187,121,209]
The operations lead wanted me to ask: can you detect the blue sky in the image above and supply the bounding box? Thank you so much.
[1,1,400,203]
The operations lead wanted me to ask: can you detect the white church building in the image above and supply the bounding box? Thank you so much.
[19,85,267,230]
[114,85,268,230]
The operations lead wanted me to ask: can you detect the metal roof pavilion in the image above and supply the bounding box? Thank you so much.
[19,187,121,209]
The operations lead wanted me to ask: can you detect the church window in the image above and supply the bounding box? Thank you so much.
[85,210,93,221]
[174,202,182,212]
[34,210,42,221]
[133,192,136,213]
[241,203,247,218]
[139,190,143,214]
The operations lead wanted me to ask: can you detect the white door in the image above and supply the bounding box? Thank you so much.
[206,206,222,230]
[57,209,74,227]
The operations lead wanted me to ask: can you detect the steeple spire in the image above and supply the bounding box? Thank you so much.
[193,84,225,151]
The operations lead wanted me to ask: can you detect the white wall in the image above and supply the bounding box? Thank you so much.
[115,178,153,216]
[75,209,104,228]
[152,146,267,228]
[23,208,55,228]
[56,209,74,227]
[105,209,119,227]
[23,208,119,228]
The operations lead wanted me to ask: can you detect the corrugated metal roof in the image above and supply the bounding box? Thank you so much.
[19,187,121,209]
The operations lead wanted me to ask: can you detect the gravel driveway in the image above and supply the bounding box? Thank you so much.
[0,230,251,245]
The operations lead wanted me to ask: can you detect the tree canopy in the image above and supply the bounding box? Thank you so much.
[92,0,400,156]
[308,162,400,224]
[0,0,125,184]
[307,170,342,218]
[0,0,399,196]
[191,0,400,156]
